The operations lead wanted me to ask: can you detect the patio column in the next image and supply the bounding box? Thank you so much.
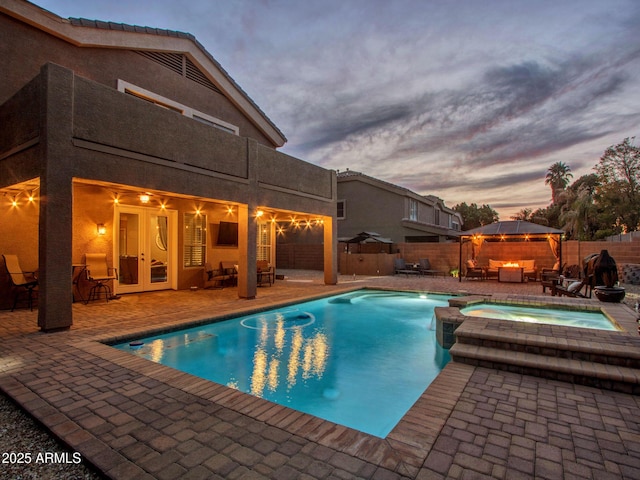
[323,214,337,285]
[237,203,257,299]
[38,63,74,331]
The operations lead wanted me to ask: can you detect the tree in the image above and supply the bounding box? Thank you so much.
[510,208,532,221]
[560,175,599,240]
[453,202,499,230]
[594,137,640,232]
[545,161,573,204]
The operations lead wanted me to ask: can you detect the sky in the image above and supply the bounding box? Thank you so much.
[35,0,640,219]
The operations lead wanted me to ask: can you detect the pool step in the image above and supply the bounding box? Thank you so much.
[450,320,640,394]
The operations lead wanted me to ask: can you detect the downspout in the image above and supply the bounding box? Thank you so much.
[459,236,463,282]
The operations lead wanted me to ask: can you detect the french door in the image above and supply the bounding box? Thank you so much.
[115,205,177,294]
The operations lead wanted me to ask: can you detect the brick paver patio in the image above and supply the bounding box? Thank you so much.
[1,271,639,479]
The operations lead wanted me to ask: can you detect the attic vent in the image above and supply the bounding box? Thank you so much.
[136,51,221,94]
[137,51,183,75]
[185,58,220,93]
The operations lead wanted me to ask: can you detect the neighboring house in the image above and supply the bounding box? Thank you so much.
[0,0,337,331]
[337,170,461,243]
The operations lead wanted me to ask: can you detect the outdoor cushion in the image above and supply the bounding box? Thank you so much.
[568,281,582,292]
[489,259,502,270]
[521,260,535,270]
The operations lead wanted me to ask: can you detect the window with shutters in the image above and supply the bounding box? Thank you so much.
[183,213,206,267]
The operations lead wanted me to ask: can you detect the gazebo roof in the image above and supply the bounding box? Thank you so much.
[343,231,394,244]
[460,220,563,237]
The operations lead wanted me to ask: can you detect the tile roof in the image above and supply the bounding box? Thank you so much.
[69,17,195,39]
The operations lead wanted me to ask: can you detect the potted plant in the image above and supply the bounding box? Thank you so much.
[592,250,625,303]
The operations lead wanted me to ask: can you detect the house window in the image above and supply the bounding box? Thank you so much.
[117,80,239,135]
[434,209,440,226]
[257,222,271,262]
[337,200,346,219]
[183,213,207,267]
[409,199,418,221]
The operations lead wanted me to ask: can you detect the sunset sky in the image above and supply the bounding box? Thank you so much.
[37,0,640,218]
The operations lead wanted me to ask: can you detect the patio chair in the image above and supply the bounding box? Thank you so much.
[563,264,582,279]
[84,253,118,304]
[2,254,38,311]
[464,259,486,280]
[541,268,561,294]
[257,260,275,287]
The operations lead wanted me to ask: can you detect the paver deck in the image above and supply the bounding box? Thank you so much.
[1,271,640,479]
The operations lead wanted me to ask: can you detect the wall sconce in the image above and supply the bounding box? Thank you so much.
[97,223,106,235]
[139,194,150,204]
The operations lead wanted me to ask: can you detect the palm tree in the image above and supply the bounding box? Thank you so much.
[510,208,532,221]
[545,162,573,205]
[560,182,596,240]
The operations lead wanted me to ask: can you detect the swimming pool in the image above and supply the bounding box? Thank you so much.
[113,289,451,437]
[460,303,618,331]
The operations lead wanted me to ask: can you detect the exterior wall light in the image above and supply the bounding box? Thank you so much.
[97,223,106,235]
[139,194,150,204]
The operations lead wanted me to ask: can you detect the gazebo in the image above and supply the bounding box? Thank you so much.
[458,220,564,282]
[343,231,395,254]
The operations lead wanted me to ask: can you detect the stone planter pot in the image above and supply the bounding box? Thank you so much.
[593,286,626,303]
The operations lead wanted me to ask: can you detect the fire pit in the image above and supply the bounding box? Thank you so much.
[498,264,524,283]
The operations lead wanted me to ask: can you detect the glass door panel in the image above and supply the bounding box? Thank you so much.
[118,212,140,288]
[150,214,168,285]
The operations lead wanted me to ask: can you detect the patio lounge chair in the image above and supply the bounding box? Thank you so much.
[84,253,118,303]
[554,276,592,298]
[2,254,38,311]
[394,258,418,276]
[418,258,445,276]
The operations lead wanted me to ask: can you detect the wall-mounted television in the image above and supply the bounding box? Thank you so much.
[216,221,238,246]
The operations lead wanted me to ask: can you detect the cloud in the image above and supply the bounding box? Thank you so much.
[35,0,640,218]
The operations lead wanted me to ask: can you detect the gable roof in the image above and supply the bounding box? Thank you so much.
[337,169,461,218]
[1,0,287,147]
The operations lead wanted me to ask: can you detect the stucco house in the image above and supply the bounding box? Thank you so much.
[337,170,461,244]
[0,0,337,331]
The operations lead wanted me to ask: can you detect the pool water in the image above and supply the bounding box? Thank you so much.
[460,303,617,331]
[113,289,451,437]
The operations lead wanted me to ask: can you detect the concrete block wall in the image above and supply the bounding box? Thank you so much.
[283,239,640,280]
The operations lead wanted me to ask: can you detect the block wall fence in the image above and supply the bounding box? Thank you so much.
[277,240,640,277]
